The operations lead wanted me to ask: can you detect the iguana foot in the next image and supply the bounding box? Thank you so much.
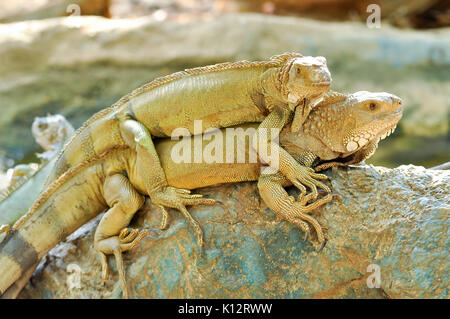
[285,165,330,199]
[95,228,149,299]
[296,192,319,207]
[151,186,216,247]
[281,208,311,242]
[258,172,332,249]
[283,194,332,249]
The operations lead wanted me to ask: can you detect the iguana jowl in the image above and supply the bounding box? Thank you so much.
[0,91,403,298]
[45,53,332,238]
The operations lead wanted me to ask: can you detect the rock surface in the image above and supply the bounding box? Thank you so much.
[19,164,449,299]
[0,14,448,167]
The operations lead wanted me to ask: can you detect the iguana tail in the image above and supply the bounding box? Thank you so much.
[0,262,38,299]
[0,153,112,296]
[0,158,56,228]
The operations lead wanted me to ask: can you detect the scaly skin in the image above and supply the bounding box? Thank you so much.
[0,91,403,298]
[159,90,403,244]
[45,52,332,234]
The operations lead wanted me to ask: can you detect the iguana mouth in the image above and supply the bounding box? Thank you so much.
[307,81,331,87]
[365,108,403,142]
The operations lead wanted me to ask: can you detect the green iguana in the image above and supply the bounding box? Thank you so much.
[0,91,403,299]
[0,115,74,234]
[31,114,76,161]
[44,52,332,235]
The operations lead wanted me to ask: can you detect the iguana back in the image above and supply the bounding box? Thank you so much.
[45,54,300,187]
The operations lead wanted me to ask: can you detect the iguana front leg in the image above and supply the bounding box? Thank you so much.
[291,96,323,133]
[257,172,332,250]
[119,118,215,233]
[253,108,330,199]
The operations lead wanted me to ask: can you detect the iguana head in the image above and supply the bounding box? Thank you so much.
[280,91,403,161]
[320,91,403,155]
[283,56,332,103]
[32,114,75,152]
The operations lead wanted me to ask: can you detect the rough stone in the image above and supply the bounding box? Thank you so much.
[18,164,449,299]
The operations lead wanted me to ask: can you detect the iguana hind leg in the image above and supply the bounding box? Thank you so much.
[119,118,215,234]
[94,174,148,299]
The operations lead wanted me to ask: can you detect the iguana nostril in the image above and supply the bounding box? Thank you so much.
[391,97,402,108]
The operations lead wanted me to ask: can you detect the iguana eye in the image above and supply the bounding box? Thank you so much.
[369,103,376,110]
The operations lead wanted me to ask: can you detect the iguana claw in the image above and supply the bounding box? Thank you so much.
[285,194,333,246]
[95,228,149,299]
[286,165,330,199]
[317,239,327,253]
[152,187,216,247]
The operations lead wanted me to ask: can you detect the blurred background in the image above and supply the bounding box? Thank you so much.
[0,0,448,177]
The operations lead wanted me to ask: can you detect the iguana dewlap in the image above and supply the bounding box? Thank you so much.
[0,91,403,299]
